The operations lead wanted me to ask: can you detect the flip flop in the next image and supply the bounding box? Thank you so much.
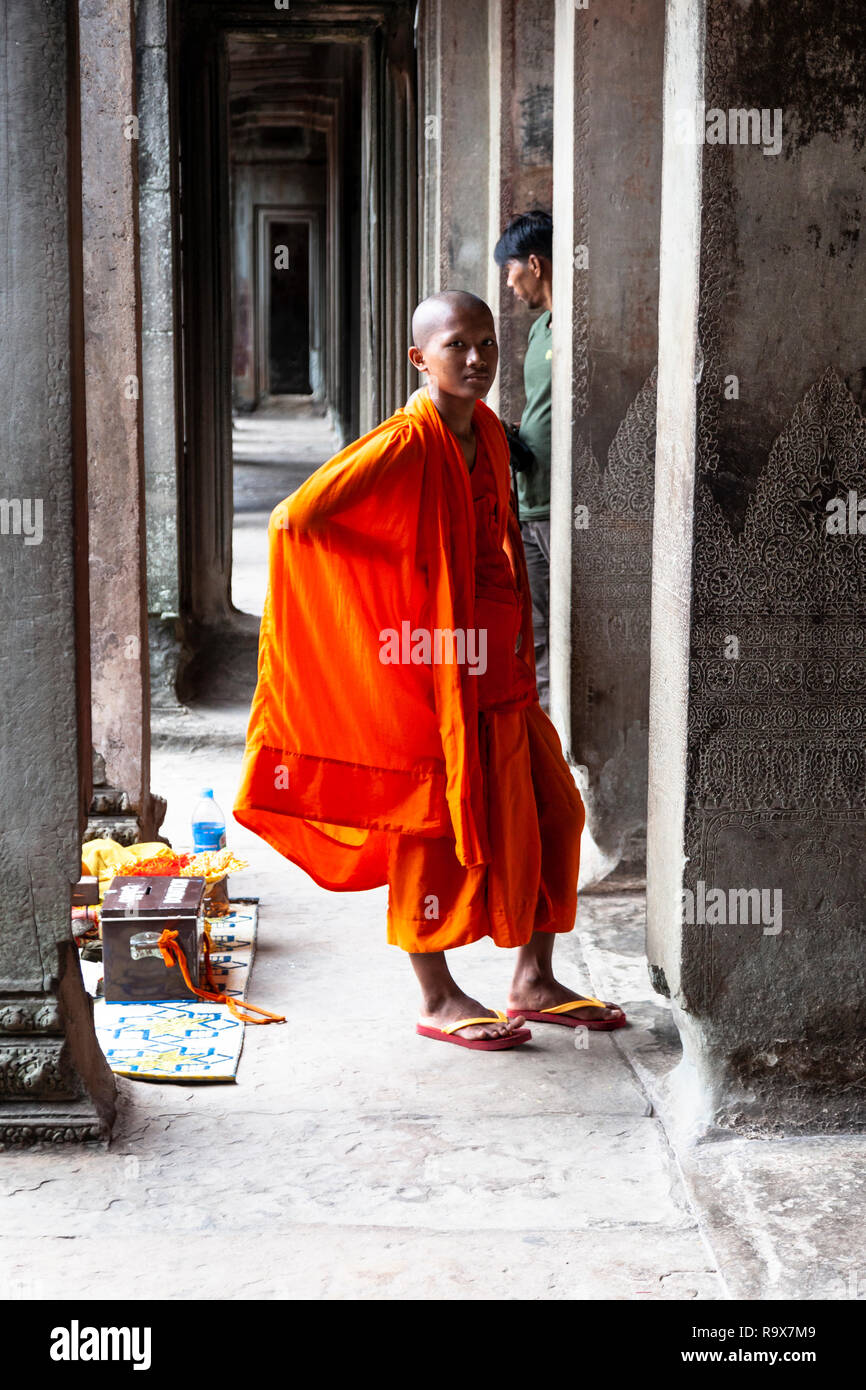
[416,1010,532,1051]
[506,997,627,1031]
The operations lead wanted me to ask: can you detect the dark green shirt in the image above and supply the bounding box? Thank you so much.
[516,310,552,520]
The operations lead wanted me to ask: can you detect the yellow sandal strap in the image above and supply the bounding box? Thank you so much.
[441,1011,507,1035]
[540,998,606,1014]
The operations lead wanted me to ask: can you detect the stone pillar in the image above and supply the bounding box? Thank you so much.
[79,0,157,833]
[0,0,116,1144]
[377,14,418,419]
[648,0,866,1132]
[136,0,184,705]
[487,0,554,424]
[550,0,665,880]
[417,0,492,300]
[177,15,235,631]
[417,0,554,422]
[354,19,418,431]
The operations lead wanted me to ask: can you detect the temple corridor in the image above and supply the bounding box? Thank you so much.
[2,0,866,1312]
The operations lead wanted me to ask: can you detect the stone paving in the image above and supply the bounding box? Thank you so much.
[578,894,866,1302]
[4,771,863,1300]
[0,724,721,1300]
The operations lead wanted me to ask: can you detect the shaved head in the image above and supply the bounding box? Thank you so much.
[408,290,498,405]
[411,290,494,350]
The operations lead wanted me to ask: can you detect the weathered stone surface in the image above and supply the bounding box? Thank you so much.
[136,0,167,49]
[80,0,153,825]
[0,1041,79,1103]
[141,324,177,448]
[82,817,140,847]
[0,1107,696,1236]
[137,1,181,631]
[488,0,554,424]
[0,1119,107,1150]
[648,0,866,1132]
[136,44,170,189]
[418,0,490,299]
[0,1001,63,1036]
[569,892,866,1299]
[147,615,186,707]
[138,192,174,334]
[684,1135,866,1301]
[89,788,131,815]
[550,0,664,876]
[0,0,115,1144]
[569,374,658,870]
[0,1227,721,1301]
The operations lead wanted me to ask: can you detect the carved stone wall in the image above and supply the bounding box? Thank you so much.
[683,372,866,1117]
[647,0,866,1132]
[571,371,657,867]
[0,991,109,1144]
[551,0,665,875]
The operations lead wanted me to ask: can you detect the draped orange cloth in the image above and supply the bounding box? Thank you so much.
[233,386,584,950]
[386,704,583,951]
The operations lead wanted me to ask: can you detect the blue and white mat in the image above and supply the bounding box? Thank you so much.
[84,900,259,1083]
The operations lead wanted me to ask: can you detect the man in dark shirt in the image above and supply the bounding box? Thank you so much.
[494,211,553,710]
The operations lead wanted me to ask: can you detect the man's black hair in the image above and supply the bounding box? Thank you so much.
[493,209,553,267]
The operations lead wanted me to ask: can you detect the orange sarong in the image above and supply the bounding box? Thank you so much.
[387,703,584,951]
[233,385,584,951]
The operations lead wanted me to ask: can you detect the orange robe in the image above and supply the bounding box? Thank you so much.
[233,386,584,951]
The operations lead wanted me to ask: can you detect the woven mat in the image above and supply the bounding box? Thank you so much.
[81,900,259,1083]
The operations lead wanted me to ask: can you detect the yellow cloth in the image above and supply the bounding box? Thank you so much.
[80,840,174,899]
[81,838,135,898]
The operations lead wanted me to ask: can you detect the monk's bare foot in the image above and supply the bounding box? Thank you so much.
[418,989,526,1042]
[507,970,624,1025]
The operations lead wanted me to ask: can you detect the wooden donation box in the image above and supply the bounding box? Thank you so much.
[101,876,206,1003]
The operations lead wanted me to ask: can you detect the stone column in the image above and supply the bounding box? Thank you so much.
[361,21,418,432]
[0,0,116,1144]
[79,0,156,834]
[417,0,492,300]
[378,14,418,419]
[177,15,235,631]
[648,0,866,1132]
[550,0,665,881]
[487,0,554,424]
[136,0,184,705]
[417,0,554,423]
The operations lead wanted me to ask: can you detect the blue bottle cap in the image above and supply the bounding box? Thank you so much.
[200,788,213,797]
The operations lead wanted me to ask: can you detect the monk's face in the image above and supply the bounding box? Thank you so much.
[409,308,499,400]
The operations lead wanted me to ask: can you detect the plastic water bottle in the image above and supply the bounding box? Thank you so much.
[191,788,226,852]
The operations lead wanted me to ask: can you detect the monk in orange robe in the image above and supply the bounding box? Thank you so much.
[234,290,625,1049]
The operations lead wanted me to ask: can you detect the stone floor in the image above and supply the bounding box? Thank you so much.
[0,715,721,1300]
[231,396,341,618]
[6,719,863,1299]
[2,400,862,1302]
[576,896,866,1302]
